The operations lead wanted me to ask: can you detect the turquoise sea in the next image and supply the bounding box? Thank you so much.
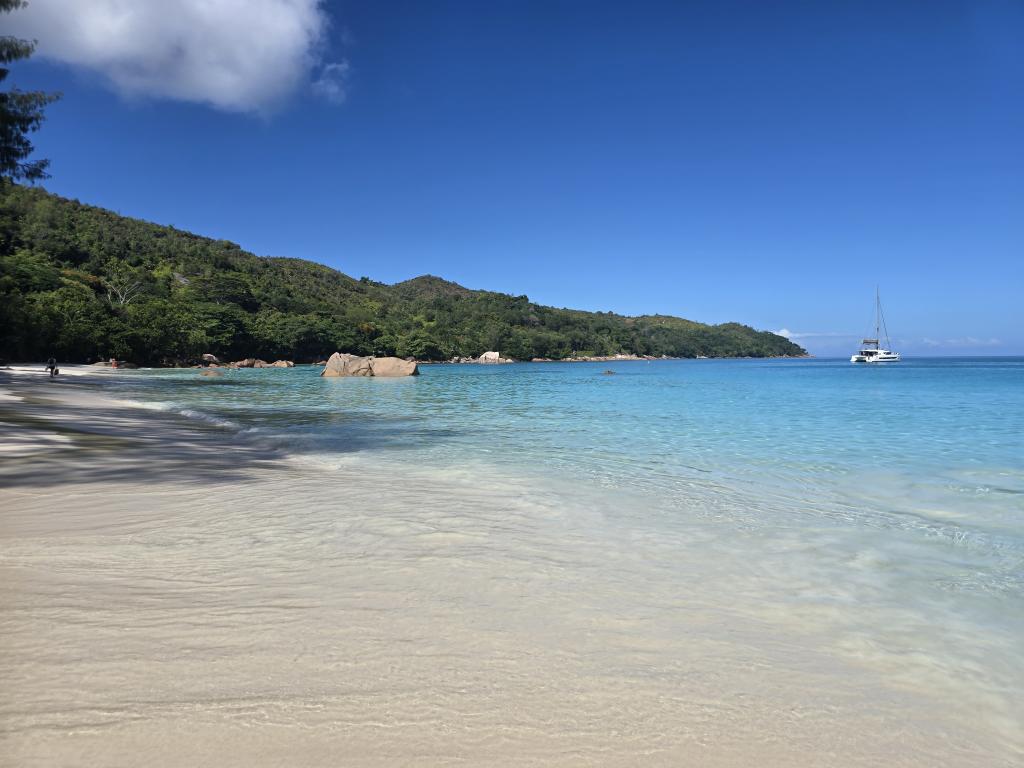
[106,357,1024,758]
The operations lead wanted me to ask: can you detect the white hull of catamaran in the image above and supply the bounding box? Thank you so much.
[851,353,901,363]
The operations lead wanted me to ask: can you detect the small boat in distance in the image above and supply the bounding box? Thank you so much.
[851,287,900,363]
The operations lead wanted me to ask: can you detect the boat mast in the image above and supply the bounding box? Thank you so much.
[875,285,880,346]
[877,285,892,349]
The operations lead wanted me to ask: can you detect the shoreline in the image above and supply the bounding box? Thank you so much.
[0,367,283,489]
[1,368,1019,767]
[2,353,815,377]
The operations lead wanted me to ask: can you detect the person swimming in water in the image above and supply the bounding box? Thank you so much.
[45,357,58,377]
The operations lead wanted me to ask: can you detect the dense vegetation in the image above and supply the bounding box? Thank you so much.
[0,184,805,364]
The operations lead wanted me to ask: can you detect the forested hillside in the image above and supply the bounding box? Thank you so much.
[0,183,805,364]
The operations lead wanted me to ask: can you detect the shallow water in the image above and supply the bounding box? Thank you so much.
[3,358,1023,764]
[113,357,1024,567]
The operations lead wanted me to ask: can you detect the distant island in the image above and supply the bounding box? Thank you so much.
[0,183,805,365]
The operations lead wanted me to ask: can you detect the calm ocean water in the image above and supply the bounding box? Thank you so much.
[104,357,1024,756]
[112,357,1024,522]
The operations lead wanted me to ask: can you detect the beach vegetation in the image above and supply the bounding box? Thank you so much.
[1,0,60,183]
[0,184,806,364]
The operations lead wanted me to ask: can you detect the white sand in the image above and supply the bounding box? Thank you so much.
[1,371,1019,767]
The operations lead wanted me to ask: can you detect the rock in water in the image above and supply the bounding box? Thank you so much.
[270,360,294,368]
[201,353,220,364]
[478,351,513,363]
[321,353,372,377]
[200,369,223,377]
[320,352,418,377]
[369,357,419,377]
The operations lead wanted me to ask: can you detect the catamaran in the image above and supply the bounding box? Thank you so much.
[851,288,900,363]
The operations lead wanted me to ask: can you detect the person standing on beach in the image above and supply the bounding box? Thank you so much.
[45,358,57,377]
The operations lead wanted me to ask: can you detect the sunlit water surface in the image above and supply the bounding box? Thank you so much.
[7,357,1022,765]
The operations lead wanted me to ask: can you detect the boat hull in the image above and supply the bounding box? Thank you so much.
[851,289,900,363]
[851,353,901,363]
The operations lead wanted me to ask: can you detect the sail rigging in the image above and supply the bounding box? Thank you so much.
[852,288,900,363]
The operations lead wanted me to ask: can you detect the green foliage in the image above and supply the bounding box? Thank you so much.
[0,248,61,291]
[1,1,61,182]
[0,184,806,364]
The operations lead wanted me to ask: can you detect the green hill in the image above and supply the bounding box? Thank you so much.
[0,183,805,365]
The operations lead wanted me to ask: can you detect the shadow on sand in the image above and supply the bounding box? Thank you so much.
[0,374,284,489]
[0,371,468,489]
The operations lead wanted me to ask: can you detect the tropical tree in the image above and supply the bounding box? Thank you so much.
[1,0,60,182]
[102,262,147,306]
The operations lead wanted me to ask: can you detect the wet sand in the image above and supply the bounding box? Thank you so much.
[1,369,1019,767]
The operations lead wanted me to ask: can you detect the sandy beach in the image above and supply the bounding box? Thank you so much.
[4,0,1021,762]
[1,366,1020,767]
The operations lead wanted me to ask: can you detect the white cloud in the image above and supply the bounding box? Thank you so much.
[8,0,337,113]
[312,60,350,104]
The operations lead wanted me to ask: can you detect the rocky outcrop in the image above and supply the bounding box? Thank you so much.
[90,359,138,368]
[564,353,658,362]
[369,357,418,377]
[320,352,418,378]
[443,353,515,364]
[201,353,220,364]
[321,353,373,377]
[435,353,669,364]
[230,358,291,368]
[478,351,514,364]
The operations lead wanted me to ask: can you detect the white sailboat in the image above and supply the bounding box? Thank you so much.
[851,288,900,363]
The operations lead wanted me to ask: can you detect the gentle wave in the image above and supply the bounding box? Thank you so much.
[4,358,1023,764]
[113,398,243,431]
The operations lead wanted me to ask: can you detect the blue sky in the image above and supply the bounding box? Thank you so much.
[9,0,1023,355]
